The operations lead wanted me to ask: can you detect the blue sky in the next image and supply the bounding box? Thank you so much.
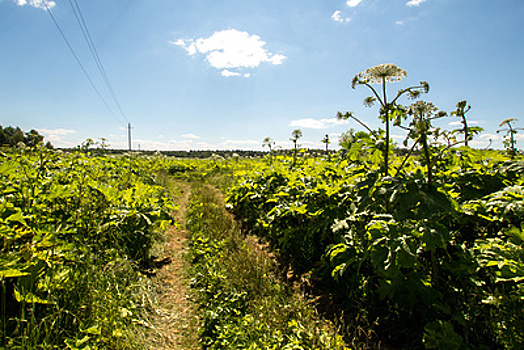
[1,0,523,150]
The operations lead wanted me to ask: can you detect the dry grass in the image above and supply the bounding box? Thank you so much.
[147,181,199,350]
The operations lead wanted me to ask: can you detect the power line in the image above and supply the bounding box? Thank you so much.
[68,0,129,123]
[42,1,124,125]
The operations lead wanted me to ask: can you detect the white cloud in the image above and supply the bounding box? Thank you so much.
[133,139,178,151]
[130,137,267,151]
[221,69,250,78]
[182,133,200,139]
[332,10,351,22]
[478,133,500,141]
[220,139,260,149]
[221,70,242,77]
[391,133,408,142]
[172,29,286,77]
[448,120,480,127]
[172,39,197,55]
[131,138,204,151]
[468,133,501,149]
[406,0,427,6]
[37,128,76,147]
[478,132,524,146]
[479,133,494,139]
[38,128,76,136]
[13,0,56,9]
[395,20,405,26]
[289,118,349,129]
[346,0,363,7]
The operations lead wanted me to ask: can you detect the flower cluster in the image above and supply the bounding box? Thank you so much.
[352,63,407,88]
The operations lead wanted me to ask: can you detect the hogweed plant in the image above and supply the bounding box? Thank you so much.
[321,134,331,160]
[399,100,448,185]
[397,100,486,182]
[262,137,275,153]
[263,137,276,163]
[497,118,523,158]
[450,100,483,147]
[339,63,429,176]
[290,129,303,166]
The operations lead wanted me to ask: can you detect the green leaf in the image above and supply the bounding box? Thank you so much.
[14,288,53,304]
[80,324,101,335]
[0,269,29,278]
[64,336,92,350]
[0,256,29,278]
[423,320,465,350]
[506,225,524,243]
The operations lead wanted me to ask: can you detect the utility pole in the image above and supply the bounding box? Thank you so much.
[127,123,132,151]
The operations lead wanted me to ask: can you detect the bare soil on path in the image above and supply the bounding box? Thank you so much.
[147,182,199,350]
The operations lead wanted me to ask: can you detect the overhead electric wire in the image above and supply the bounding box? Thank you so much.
[68,0,129,123]
[42,1,124,125]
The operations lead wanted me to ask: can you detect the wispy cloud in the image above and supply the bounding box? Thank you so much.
[131,138,206,151]
[479,133,500,141]
[346,0,363,7]
[289,118,349,129]
[38,128,76,136]
[219,139,261,149]
[332,10,351,23]
[127,137,266,151]
[467,133,500,149]
[331,1,363,23]
[406,0,427,7]
[181,133,200,139]
[37,128,76,147]
[132,139,185,151]
[12,0,56,10]
[221,69,250,78]
[172,29,286,77]
[448,120,480,126]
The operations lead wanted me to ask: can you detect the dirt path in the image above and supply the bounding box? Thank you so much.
[147,182,199,350]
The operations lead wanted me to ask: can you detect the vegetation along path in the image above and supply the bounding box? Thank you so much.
[144,175,351,349]
[148,180,199,349]
[6,140,521,348]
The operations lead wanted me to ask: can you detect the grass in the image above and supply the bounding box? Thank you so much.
[146,178,199,350]
[185,180,350,349]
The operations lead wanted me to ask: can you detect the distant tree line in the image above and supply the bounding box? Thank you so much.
[60,148,269,159]
[69,148,334,159]
[0,126,52,148]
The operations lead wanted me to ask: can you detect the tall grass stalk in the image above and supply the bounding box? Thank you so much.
[186,181,349,349]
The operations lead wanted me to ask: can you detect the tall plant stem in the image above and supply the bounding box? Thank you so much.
[421,134,432,186]
[381,79,392,213]
[382,79,390,177]
[431,249,439,288]
[1,279,5,346]
[510,125,516,158]
[396,140,419,175]
[292,141,298,167]
[463,118,470,147]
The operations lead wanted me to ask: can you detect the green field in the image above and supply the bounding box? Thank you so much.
[1,143,523,349]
